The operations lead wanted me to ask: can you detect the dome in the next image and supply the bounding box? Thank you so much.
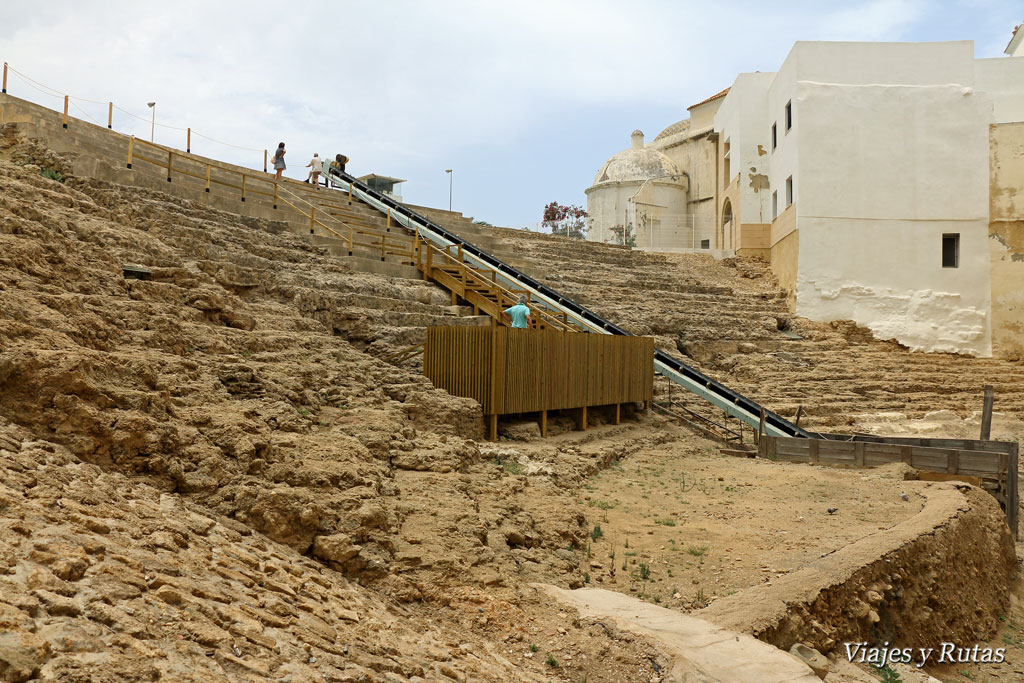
[653,118,690,142]
[592,131,683,185]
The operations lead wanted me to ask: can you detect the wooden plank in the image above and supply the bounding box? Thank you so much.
[854,442,866,467]
[1008,448,1019,540]
[981,385,994,441]
[808,438,819,464]
[918,471,984,486]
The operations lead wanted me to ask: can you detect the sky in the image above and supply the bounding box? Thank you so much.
[0,1,1019,229]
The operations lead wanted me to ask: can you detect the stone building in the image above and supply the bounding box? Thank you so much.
[587,32,1024,358]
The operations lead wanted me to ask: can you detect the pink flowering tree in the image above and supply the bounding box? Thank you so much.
[542,202,587,240]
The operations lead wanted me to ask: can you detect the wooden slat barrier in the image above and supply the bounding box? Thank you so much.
[424,326,653,441]
[760,434,1019,538]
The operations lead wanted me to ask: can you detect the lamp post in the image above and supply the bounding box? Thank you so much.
[146,102,156,142]
[445,169,452,211]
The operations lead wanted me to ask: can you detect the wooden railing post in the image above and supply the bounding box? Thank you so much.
[263,149,268,173]
[126,136,134,169]
[981,385,994,441]
[425,242,433,280]
[348,182,353,204]
[166,150,173,182]
[272,181,278,209]
[204,164,211,192]
[380,233,386,262]
[387,208,391,231]
[107,102,113,129]
[240,173,246,202]
[309,206,315,234]
[62,95,69,129]
[1,62,7,94]
[187,127,191,153]
[348,226,354,255]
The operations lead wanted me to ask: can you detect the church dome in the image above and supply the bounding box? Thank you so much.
[592,130,683,185]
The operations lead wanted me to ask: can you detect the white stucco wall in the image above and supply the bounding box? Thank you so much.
[794,76,993,356]
[975,57,1024,123]
[714,73,775,226]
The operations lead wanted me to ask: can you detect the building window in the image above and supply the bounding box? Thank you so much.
[785,176,793,207]
[700,239,710,249]
[772,191,778,219]
[942,234,960,268]
[771,123,777,150]
[785,100,792,132]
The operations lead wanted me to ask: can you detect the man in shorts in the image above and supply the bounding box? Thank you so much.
[502,295,533,329]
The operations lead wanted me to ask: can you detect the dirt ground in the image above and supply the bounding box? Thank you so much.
[560,434,927,611]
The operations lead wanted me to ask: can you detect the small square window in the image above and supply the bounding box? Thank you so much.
[785,176,793,206]
[785,101,792,131]
[942,234,959,268]
[771,123,777,150]
[700,239,710,249]
[772,191,778,219]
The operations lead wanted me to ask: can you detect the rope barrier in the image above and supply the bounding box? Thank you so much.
[4,63,266,155]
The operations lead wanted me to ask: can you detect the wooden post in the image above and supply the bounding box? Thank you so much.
[380,233,386,262]
[309,206,315,234]
[348,182,353,203]
[451,290,458,306]
[61,95,69,128]
[795,405,803,427]
[981,385,994,441]
[263,149,268,173]
[579,405,588,431]
[614,403,621,425]
[166,150,172,182]
[240,173,246,201]
[1,62,7,94]
[387,208,391,231]
[947,449,959,474]
[272,181,278,209]
[809,438,819,464]
[854,442,866,467]
[186,127,191,153]
[126,136,134,169]
[489,414,498,442]
[348,226,354,255]
[757,408,766,444]
[425,242,433,280]
[541,409,548,437]
[204,164,211,192]
[107,102,113,129]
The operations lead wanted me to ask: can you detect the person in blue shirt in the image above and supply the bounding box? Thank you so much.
[502,296,533,329]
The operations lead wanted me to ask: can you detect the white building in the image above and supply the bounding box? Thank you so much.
[587,31,1024,358]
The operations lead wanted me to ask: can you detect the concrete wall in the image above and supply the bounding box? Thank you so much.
[770,228,799,305]
[990,122,1024,359]
[788,42,995,356]
[658,132,718,249]
[975,57,1024,124]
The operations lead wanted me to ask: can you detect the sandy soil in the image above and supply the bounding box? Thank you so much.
[570,436,928,609]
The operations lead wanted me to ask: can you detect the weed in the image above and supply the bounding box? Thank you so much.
[590,524,604,542]
[653,595,661,603]
[529,644,539,653]
[492,456,522,475]
[298,408,310,416]
[687,545,709,557]
[692,588,708,608]
[624,551,637,557]
[240,348,251,359]
[545,654,558,668]
[40,168,64,182]
[185,346,195,354]
[654,518,676,527]
[584,484,596,492]
[588,500,616,510]
[872,664,902,683]
[584,571,590,584]
[638,563,651,581]
[624,537,629,548]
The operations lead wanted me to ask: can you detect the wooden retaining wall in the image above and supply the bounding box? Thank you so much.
[759,434,1018,538]
[424,326,654,440]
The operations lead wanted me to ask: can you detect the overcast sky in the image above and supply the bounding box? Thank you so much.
[1,1,1019,228]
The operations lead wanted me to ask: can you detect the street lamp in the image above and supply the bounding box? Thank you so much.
[146,102,156,142]
[445,169,452,211]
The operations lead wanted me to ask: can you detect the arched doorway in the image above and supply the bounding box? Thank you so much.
[720,198,733,250]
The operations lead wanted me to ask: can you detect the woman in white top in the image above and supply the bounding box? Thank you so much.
[306,153,323,188]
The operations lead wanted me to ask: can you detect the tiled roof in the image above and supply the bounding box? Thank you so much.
[687,87,730,110]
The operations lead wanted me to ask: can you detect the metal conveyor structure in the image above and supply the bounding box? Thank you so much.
[332,170,810,439]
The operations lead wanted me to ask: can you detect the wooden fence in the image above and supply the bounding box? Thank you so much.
[424,326,654,440]
[759,434,1019,538]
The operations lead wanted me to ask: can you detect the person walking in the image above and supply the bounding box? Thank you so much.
[502,295,533,329]
[327,154,349,188]
[306,153,323,188]
[271,142,286,181]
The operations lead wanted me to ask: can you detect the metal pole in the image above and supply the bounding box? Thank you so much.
[147,102,156,142]
[445,169,453,211]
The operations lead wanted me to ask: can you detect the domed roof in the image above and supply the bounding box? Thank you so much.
[592,131,683,186]
[654,119,690,142]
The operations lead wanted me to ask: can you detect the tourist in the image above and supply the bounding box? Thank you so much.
[271,142,286,181]
[502,295,533,329]
[327,154,348,189]
[306,153,323,188]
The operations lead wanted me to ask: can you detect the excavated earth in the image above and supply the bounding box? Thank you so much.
[1,129,1022,682]
[0,134,682,681]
